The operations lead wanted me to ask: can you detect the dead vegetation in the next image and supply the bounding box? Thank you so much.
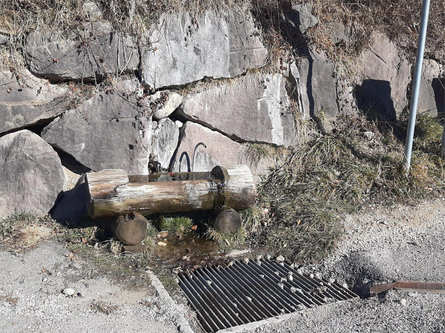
[0,213,56,252]
[247,114,445,264]
[3,0,442,55]
[90,300,119,315]
[308,0,445,59]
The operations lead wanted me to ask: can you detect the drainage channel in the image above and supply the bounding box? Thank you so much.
[178,259,358,332]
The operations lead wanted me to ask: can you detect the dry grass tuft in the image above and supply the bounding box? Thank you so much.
[248,114,445,264]
[90,300,119,315]
[309,0,445,59]
[205,226,247,251]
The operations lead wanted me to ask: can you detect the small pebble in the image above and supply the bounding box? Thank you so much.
[276,255,285,262]
[62,288,76,296]
[400,299,407,306]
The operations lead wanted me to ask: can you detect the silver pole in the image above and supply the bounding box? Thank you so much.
[441,123,445,158]
[404,0,431,172]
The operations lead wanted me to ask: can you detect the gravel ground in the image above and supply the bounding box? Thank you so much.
[0,241,188,333]
[2,198,445,332]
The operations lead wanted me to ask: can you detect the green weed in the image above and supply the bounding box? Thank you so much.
[157,216,193,236]
[205,226,247,252]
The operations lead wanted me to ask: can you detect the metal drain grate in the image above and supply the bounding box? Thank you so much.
[178,259,358,332]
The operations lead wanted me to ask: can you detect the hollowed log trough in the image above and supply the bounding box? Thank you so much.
[86,165,256,248]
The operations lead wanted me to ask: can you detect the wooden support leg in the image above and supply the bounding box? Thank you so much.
[214,208,242,233]
[111,212,148,246]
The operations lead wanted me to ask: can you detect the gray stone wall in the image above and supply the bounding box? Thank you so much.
[0,3,444,220]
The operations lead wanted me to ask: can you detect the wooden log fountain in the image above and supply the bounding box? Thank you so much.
[86,165,256,219]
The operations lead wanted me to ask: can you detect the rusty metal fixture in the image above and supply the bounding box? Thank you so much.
[370,281,445,295]
[178,260,357,333]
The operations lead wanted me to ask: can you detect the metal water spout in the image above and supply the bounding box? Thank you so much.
[192,142,207,172]
[179,152,191,173]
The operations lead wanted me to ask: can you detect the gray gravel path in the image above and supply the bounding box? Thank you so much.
[0,241,182,333]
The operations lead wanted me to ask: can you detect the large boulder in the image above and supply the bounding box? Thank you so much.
[287,3,319,34]
[148,91,183,120]
[172,122,242,173]
[179,73,297,147]
[0,69,69,134]
[140,8,268,90]
[151,118,180,170]
[0,130,65,219]
[418,59,444,116]
[171,122,278,182]
[292,51,339,132]
[42,83,151,175]
[356,32,411,120]
[25,21,139,82]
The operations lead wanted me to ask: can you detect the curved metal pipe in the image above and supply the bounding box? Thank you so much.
[179,152,191,173]
[192,142,207,172]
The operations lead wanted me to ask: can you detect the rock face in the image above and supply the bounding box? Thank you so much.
[356,32,411,120]
[288,3,319,34]
[25,22,139,82]
[180,73,297,146]
[148,91,183,120]
[42,85,151,175]
[0,130,65,218]
[140,8,268,90]
[0,33,8,45]
[0,69,68,134]
[172,122,242,173]
[151,118,180,170]
[171,122,278,182]
[293,51,339,132]
[418,59,444,116]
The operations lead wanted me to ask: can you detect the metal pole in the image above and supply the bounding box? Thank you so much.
[404,0,431,172]
[441,122,445,158]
